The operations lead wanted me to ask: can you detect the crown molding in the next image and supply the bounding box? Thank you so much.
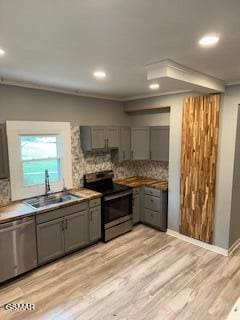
[0,78,123,102]
[1,77,224,103]
[226,81,240,86]
[120,89,192,102]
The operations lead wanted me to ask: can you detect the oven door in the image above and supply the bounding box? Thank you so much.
[103,190,132,225]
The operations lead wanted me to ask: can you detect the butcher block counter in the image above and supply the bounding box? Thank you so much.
[0,188,102,224]
[115,176,168,191]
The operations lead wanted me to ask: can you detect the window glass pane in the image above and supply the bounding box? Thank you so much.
[21,136,58,160]
[22,159,60,186]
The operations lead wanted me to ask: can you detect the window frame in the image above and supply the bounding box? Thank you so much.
[7,121,73,201]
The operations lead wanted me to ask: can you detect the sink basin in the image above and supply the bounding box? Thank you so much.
[23,192,81,209]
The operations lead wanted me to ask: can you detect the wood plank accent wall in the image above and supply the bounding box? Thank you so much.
[180,94,220,244]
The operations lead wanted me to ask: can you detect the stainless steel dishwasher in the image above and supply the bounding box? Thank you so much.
[0,217,37,283]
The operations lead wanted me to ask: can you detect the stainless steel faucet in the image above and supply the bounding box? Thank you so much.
[45,169,51,195]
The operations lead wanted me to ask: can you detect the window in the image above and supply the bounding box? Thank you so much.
[7,121,73,201]
[20,136,61,186]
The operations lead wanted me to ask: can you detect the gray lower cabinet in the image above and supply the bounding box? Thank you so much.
[150,126,169,161]
[89,206,101,242]
[132,188,141,225]
[64,210,88,253]
[0,124,9,179]
[37,218,65,264]
[142,187,167,231]
[36,200,102,265]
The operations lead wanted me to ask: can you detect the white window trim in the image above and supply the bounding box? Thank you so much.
[6,121,73,201]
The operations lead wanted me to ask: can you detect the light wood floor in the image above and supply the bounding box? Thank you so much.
[0,225,240,320]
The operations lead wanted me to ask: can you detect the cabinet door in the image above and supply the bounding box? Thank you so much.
[150,126,169,161]
[91,127,106,149]
[37,218,64,264]
[132,195,140,225]
[89,206,101,242]
[131,127,150,160]
[106,127,120,148]
[0,124,9,179]
[120,127,131,161]
[64,210,88,253]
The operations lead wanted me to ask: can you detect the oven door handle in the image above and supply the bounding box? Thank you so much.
[104,191,132,202]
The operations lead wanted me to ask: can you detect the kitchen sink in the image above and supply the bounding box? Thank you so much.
[23,192,81,209]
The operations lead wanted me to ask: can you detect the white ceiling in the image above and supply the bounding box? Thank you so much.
[0,0,240,100]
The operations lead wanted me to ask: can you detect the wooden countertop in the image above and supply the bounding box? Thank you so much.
[115,176,168,191]
[0,188,102,224]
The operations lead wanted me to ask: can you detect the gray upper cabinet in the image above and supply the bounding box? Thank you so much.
[119,127,131,162]
[106,127,120,148]
[81,126,106,151]
[131,127,150,160]
[150,126,169,162]
[64,210,89,253]
[89,206,101,242]
[91,127,106,149]
[37,218,65,265]
[80,126,119,151]
[0,124,9,179]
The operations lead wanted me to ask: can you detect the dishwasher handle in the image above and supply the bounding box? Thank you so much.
[0,219,35,233]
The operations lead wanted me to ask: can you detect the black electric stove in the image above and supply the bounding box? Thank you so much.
[84,170,133,242]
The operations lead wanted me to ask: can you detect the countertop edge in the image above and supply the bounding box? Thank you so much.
[0,188,102,224]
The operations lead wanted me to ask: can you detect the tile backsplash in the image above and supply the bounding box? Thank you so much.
[0,179,11,205]
[0,126,168,205]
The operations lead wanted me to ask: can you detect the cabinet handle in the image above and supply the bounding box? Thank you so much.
[107,138,109,148]
[104,138,107,148]
[62,220,65,231]
[90,211,92,221]
[131,150,134,160]
[65,220,68,229]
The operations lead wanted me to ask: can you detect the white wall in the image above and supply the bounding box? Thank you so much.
[0,85,129,126]
[216,85,240,249]
[128,111,170,126]
[125,87,240,250]
[229,106,240,247]
[125,93,199,233]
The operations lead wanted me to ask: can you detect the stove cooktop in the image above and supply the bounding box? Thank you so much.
[91,183,130,196]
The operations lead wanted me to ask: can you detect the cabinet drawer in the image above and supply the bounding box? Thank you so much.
[143,208,162,229]
[89,198,101,208]
[144,187,161,198]
[144,194,161,212]
[36,202,88,224]
[133,188,140,196]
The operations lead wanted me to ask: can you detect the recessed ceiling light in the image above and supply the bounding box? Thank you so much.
[198,34,219,47]
[93,70,106,79]
[149,83,159,90]
[0,48,5,56]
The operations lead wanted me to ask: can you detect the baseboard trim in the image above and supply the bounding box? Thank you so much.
[228,238,240,255]
[167,229,229,256]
